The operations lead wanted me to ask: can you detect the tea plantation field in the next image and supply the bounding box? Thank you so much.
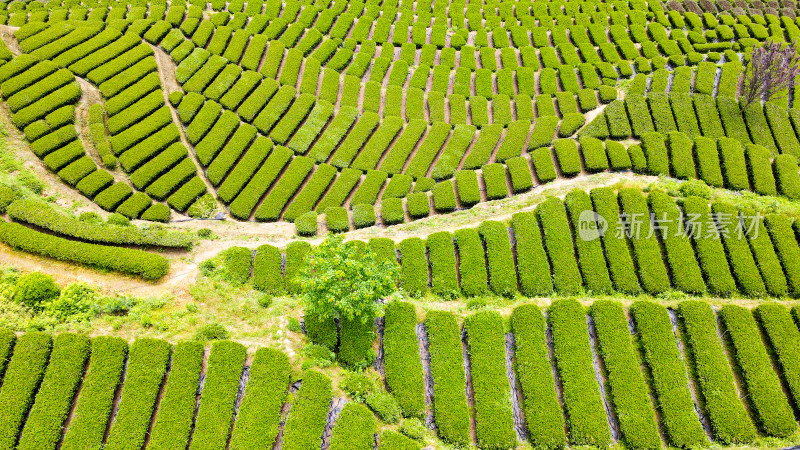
[3,0,800,448]
[0,300,799,449]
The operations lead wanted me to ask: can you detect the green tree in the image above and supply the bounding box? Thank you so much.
[298,235,398,322]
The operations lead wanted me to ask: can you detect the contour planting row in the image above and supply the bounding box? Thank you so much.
[6,22,210,219]
[583,92,800,162]
[140,0,799,100]
[0,332,360,450]
[371,300,800,449]
[240,188,800,299]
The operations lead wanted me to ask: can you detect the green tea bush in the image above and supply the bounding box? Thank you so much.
[282,371,333,450]
[630,301,709,448]
[678,301,756,444]
[536,198,582,294]
[399,238,428,297]
[104,339,171,450]
[60,337,127,450]
[424,311,470,445]
[427,232,459,299]
[720,305,797,437]
[548,300,611,446]
[382,302,425,417]
[0,221,169,280]
[0,333,52,449]
[12,272,60,310]
[590,300,662,449]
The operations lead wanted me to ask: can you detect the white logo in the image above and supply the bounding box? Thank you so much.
[578,210,607,241]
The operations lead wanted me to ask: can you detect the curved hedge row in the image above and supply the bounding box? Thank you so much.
[7,199,191,248]
[0,221,169,280]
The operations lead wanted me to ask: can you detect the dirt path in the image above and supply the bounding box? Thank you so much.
[0,25,22,56]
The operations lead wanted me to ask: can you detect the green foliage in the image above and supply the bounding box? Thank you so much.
[630,301,709,448]
[0,332,52,449]
[282,371,333,450]
[424,311,470,445]
[12,272,59,311]
[299,235,398,321]
[478,221,518,297]
[16,333,90,450]
[536,197,582,294]
[720,305,797,437]
[618,188,670,294]
[7,198,192,248]
[378,430,423,450]
[60,337,127,450]
[329,403,377,450]
[191,341,247,449]
[590,301,662,449]
[678,301,756,444]
[454,228,489,297]
[564,190,613,294]
[340,371,376,402]
[147,342,205,450]
[548,300,611,446]
[104,338,171,450]
[464,311,516,448]
[399,237,428,297]
[339,316,376,370]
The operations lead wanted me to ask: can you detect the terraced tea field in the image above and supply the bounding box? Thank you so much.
[3,0,800,448]
[0,300,799,449]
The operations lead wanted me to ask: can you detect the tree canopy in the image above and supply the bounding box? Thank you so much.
[298,235,398,322]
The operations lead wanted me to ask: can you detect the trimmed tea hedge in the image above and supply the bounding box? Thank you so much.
[755,304,800,410]
[511,211,553,296]
[464,311,516,449]
[478,221,517,297]
[17,333,90,450]
[679,301,756,444]
[229,348,292,449]
[424,311,470,446]
[630,301,709,448]
[0,333,52,450]
[191,341,247,449]
[564,189,612,294]
[427,232,459,299]
[548,300,611,447]
[383,302,425,418]
[618,189,670,294]
[536,198,582,294]
[329,403,377,450]
[7,199,191,248]
[60,337,127,450]
[104,338,171,450]
[399,237,428,297]
[0,221,169,280]
[510,305,565,449]
[454,228,489,297]
[647,191,705,295]
[590,300,661,449]
[719,305,797,438]
[148,342,205,450]
[253,244,284,295]
[281,370,333,450]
